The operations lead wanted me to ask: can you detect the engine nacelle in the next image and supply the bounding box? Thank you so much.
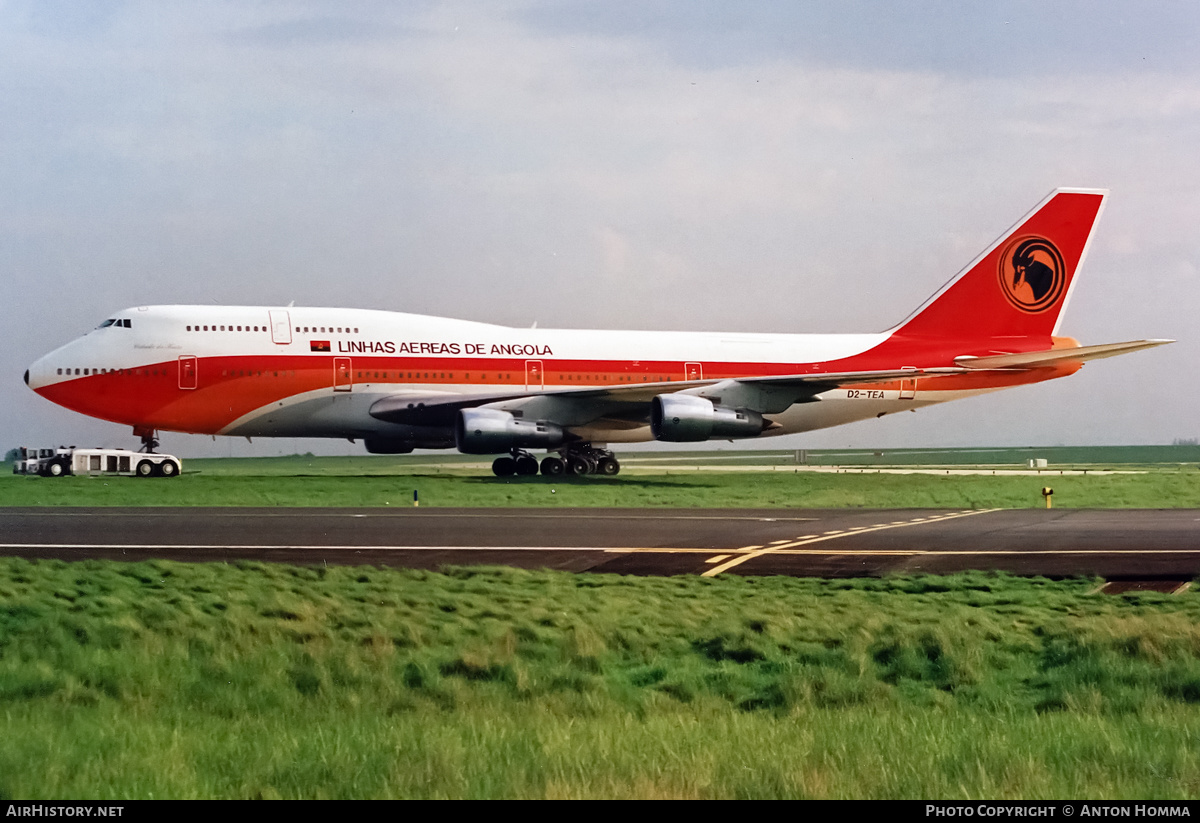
[364,438,414,454]
[455,408,567,454]
[650,393,765,442]
[364,426,455,454]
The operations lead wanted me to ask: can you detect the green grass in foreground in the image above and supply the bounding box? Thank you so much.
[4,558,1200,799]
[716,444,1200,467]
[3,458,1200,507]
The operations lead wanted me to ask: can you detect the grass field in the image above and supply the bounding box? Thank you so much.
[3,447,1200,508]
[5,447,1199,799]
[5,558,1200,799]
[686,444,1200,467]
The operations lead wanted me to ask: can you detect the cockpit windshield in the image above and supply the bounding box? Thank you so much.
[96,319,131,329]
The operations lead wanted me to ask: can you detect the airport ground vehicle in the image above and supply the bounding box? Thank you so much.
[23,189,1170,477]
[13,447,181,478]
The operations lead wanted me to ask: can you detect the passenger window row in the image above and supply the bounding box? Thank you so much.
[181,324,362,334]
[59,366,673,382]
[219,370,296,378]
[58,367,165,376]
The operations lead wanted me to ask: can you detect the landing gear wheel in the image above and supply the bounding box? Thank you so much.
[540,456,566,476]
[596,457,620,476]
[515,455,539,476]
[136,460,155,478]
[492,456,516,477]
[567,455,594,475]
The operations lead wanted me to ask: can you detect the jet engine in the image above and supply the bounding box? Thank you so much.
[455,408,567,454]
[650,393,765,442]
[364,439,414,454]
[364,429,455,453]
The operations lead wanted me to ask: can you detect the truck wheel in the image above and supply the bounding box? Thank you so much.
[47,459,67,477]
[159,460,179,478]
[136,460,155,478]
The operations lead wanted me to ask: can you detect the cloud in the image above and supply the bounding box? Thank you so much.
[3,1,1197,454]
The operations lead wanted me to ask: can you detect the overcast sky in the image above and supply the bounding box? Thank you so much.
[3,1,1197,457]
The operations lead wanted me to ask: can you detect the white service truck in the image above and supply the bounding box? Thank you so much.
[13,447,181,478]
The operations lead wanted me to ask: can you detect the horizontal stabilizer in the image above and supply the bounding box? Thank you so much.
[955,339,1173,370]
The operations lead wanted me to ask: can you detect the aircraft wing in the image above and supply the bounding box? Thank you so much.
[733,367,966,388]
[368,381,715,426]
[954,339,1173,370]
[369,340,1169,430]
[367,367,968,426]
[368,390,545,426]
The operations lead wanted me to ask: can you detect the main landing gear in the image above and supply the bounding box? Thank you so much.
[491,445,621,477]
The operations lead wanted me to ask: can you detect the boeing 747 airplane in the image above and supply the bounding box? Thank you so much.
[24,189,1170,476]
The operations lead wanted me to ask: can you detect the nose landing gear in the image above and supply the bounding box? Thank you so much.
[134,426,160,454]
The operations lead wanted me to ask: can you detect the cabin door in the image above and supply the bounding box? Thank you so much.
[269,310,292,345]
[178,356,198,390]
[334,357,353,392]
[525,360,544,390]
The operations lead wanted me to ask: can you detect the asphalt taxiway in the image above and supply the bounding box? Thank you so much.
[2,507,1198,579]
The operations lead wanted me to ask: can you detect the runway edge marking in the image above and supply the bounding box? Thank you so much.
[700,509,1001,577]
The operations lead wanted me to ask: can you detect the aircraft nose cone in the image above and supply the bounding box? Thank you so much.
[25,354,52,393]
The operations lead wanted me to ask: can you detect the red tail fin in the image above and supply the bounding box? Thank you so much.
[893,188,1107,342]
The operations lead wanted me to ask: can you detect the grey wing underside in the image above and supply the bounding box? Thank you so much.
[366,367,967,428]
[365,338,1170,431]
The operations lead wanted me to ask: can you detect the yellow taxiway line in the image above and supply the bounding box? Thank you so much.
[700,509,1001,577]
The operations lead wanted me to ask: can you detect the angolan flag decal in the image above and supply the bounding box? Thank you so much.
[310,340,331,352]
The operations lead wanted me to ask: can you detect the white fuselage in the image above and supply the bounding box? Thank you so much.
[26,305,1009,447]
